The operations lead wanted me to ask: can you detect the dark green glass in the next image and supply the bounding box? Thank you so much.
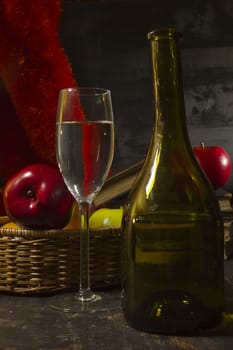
[121,28,224,334]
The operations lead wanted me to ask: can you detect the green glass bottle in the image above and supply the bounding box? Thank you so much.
[121,28,224,334]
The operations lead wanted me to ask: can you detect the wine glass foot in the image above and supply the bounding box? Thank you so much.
[50,289,121,315]
[75,290,102,303]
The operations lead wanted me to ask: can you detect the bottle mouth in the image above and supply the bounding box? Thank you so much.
[147,28,182,40]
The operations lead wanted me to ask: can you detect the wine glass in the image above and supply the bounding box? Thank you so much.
[56,87,114,305]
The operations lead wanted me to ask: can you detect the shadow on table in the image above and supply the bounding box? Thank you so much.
[197,279,233,336]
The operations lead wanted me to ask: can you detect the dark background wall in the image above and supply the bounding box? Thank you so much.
[60,0,233,190]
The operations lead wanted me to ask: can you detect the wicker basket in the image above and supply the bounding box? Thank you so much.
[0,217,121,295]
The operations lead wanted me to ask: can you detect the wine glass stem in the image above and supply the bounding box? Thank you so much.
[78,200,92,300]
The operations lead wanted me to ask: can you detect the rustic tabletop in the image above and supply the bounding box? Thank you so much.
[1,260,233,350]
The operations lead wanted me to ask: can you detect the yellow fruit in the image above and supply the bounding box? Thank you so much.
[64,205,123,230]
[2,221,20,229]
[89,207,123,229]
[64,202,80,230]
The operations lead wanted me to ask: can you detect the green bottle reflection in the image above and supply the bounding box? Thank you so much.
[121,28,224,334]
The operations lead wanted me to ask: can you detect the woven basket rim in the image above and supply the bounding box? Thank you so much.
[0,226,121,240]
[0,215,121,239]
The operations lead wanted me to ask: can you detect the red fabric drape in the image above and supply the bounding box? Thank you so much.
[0,0,78,180]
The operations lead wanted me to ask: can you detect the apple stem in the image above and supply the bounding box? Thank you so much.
[200,141,205,149]
[26,189,34,198]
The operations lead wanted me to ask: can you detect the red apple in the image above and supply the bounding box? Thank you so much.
[3,164,74,229]
[0,188,6,216]
[193,142,232,190]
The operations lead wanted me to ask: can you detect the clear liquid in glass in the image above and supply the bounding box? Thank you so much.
[56,120,114,202]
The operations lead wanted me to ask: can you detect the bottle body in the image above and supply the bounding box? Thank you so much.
[121,28,224,334]
[122,170,224,333]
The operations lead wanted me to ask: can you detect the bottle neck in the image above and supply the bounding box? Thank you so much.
[148,29,187,141]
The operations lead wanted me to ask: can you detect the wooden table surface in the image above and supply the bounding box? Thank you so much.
[1,260,233,350]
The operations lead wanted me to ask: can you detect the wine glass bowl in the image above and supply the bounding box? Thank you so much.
[56,87,114,304]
